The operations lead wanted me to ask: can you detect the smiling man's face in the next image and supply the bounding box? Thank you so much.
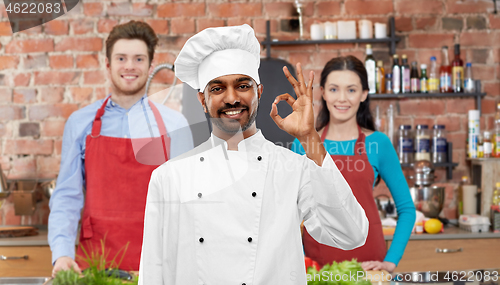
[107,39,152,97]
[198,74,263,137]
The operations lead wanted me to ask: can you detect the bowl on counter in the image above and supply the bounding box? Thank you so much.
[409,186,445,218]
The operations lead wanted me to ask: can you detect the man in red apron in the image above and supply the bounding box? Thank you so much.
[49,21,193,276]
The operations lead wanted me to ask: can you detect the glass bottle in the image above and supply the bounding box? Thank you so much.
[452,44,464,93]
[484,131,492,158]
[495,103,500,157]
[410,61,420,93]
[385,73,393,94]
[401,54,411,93]
[376,60,385,94]
[392,55,401,94]
[415,124,431,161]
[429,56,439,93]
[365,44,377,94]
[432,125,447,163]
[439,46,453,93]
[464,62,475,93]
[398,125,414,164]
[477,133,484,158]
[420,64,428,94]
[457,176,470,217]
[493,182,500,206]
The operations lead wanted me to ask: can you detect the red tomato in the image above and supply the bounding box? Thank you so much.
[304,257,320,271]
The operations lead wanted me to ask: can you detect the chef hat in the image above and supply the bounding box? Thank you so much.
[175,24,261,91]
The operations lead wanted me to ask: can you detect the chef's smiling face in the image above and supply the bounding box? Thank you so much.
[198,74,263,137]
[106,39,153,97]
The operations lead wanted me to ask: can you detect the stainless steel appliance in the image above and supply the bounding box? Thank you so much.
[408,160,445,218]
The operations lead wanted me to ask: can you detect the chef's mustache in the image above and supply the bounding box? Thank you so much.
[217,103,249,114]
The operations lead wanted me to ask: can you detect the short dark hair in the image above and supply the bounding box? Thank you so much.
[316,55,375,132]
[106,20,158,65]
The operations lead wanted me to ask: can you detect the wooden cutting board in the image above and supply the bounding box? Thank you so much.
[0,226,38,238]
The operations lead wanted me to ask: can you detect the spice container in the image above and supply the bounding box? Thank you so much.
[432,125,447,163]
[398,125,413,164]
[415,125,431,161]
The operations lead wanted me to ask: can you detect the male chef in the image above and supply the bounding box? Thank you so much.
[48,20,193,276]
[139,24,368,284]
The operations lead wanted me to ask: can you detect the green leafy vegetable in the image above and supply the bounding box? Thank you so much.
[53,237,139,285]
[306,259,372,285]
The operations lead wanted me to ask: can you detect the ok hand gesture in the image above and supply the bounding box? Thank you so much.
[270,63,315,141]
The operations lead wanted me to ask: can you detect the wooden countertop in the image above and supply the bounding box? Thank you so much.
[0,225,498,247]
[385,225,500,241]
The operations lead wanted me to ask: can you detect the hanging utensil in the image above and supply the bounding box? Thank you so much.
[41,179,57,199]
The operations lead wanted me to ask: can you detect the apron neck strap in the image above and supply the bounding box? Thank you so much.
[355,125,366,155]
[91,97,111,137]
[147,100,168,136]
[91,96,168,137]
[320,122,367,155]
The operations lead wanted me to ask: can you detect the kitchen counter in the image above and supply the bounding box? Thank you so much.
[0,229,50,247]
[1,225,499,246]
[385,225,500,240]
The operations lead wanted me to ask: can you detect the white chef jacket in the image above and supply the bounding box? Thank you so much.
[139,130,368,285]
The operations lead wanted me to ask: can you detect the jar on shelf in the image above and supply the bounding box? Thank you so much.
[432,125,447,163]
[415,125,431,161]
[398,125,413,164]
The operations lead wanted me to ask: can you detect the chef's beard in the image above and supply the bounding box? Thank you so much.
[208,103,259,134]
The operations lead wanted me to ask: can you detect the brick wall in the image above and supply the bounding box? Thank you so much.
[0,0,499,224]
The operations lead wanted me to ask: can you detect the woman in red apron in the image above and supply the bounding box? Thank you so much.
[293,56,415,273]
[76,96,170,271]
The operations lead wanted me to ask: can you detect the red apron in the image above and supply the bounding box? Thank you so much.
[76,97,170,271]
[303,124,386,267]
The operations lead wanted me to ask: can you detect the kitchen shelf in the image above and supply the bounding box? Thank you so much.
[369,81,487,115]
[261,17,401,58]
[400,142,457,180]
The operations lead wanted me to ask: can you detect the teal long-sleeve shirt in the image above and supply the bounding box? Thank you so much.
[291,131,416,266]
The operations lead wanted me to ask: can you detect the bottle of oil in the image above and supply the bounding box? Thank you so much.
[420,64,429,93]
[452,44,464,93]
[376,60,385,94]
[492,182,500,233]
[493,182,500,206]
[457,176,470,217]
[410,61,420,93]
[495,103,500,157]
[429,57,439,93]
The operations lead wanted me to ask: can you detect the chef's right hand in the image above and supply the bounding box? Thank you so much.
[52,256,82,278]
